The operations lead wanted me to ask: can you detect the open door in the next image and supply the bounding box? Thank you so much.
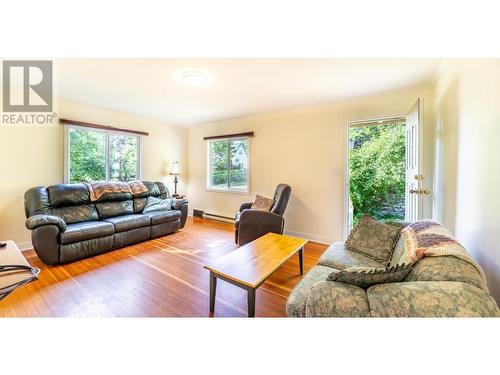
[405,98,425,221]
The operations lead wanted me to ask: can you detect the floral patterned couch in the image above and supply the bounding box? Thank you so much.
[286,239,500,317]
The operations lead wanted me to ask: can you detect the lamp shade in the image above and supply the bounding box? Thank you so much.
[170,161,180,175]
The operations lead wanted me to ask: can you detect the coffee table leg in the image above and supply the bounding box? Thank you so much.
[247,288,256,317]
[298,247,304,275]
[209,271,217,313]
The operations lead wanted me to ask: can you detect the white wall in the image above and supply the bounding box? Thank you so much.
[0,97,187,247]
[187,83,435,243]
[433,59,500,302]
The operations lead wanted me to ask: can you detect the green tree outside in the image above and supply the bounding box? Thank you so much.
[69,128,138,183]
[69,128,106,183]
[349,123,406,225]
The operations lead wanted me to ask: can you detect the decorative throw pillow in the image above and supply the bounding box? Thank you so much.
[345,215,402,263]
[250,195,274,211]
[327,263,413,289]
[142,196,172,213]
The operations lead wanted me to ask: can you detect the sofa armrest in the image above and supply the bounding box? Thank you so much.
[238,202,253,212]
[171,198,188,210]
[171,199,188,229]
[305,281,371,317]
[26,214,66,231]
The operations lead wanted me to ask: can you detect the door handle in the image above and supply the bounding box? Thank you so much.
[410,188,430,195]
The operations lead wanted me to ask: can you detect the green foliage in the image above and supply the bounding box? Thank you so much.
[210,139,248,188]
[349,123,405,224]
[69,128,138,183]
[69,129,106,183]
[109,134,138,181]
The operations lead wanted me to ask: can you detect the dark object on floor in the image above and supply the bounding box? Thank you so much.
[235,183,291,246]
[24,181,189,265]
[193,209,204,218]
[0,241,40,301]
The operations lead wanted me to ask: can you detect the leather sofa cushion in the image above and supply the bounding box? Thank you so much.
[60,221,115,245]
[113,227,151,249]
[24,187,51,217]
[48,184,90,206]
[143,210,181,225]
[93,191,133,203]
[131,181,160,198]
[134,198,147,213]
[52,204,98,224]
[60,235,114,264]
[103,214,151,232]
[96,200,134,219]
[143,196,172,213]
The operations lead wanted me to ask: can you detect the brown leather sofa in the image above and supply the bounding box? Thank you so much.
[24,181,188,265]
[235,184,291,245]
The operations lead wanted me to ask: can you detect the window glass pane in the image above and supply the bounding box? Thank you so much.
[69,128,106,183]
[109,134,138,181]
[229,139,248,190]
[209,140,229,189]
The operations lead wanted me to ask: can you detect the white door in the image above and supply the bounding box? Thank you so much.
[405,98,424,221]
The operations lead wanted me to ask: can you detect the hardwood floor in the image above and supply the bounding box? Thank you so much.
[0,218,327,317]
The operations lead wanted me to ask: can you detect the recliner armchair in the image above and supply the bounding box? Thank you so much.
[235,184,291,245]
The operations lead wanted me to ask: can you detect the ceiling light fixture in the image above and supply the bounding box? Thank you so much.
[181,70,208,87]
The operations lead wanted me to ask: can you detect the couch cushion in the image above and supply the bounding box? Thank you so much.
[305,280,371,317]
[286,265,333,317]
[134,198,147,213]
[52,204,98,224]
[130,181,160,198]
[405,256,485,290]
[143,210,181,225]
[345,215,402,264]
[367,281,499,317]
[48,183,90,206]
[142,196,172,213]
[60,221,115,245]
[318,242,384,270]
[96,200,134,219]
[103,214,151,233]
[24,187,52,217]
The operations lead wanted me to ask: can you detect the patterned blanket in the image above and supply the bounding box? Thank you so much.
[399,221,488,291]
[85,181,132,202]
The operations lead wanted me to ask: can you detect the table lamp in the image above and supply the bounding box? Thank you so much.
[170,161,180,198]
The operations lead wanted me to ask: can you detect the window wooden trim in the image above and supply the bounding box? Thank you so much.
[60,118,149,136]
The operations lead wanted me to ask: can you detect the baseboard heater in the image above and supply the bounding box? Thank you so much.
[193,209,234,222]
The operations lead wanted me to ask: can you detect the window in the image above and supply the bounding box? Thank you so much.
[65,126,141,183]
[207,138,249,193]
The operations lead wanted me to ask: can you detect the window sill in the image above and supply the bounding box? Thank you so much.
[206,188,250,195]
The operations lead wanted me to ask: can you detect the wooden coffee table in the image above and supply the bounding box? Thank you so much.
[204,232,307,317]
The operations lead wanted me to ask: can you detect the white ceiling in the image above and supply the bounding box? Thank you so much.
[55,59,441,126]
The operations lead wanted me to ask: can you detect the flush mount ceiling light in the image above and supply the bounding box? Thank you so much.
[181,70,208,87]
